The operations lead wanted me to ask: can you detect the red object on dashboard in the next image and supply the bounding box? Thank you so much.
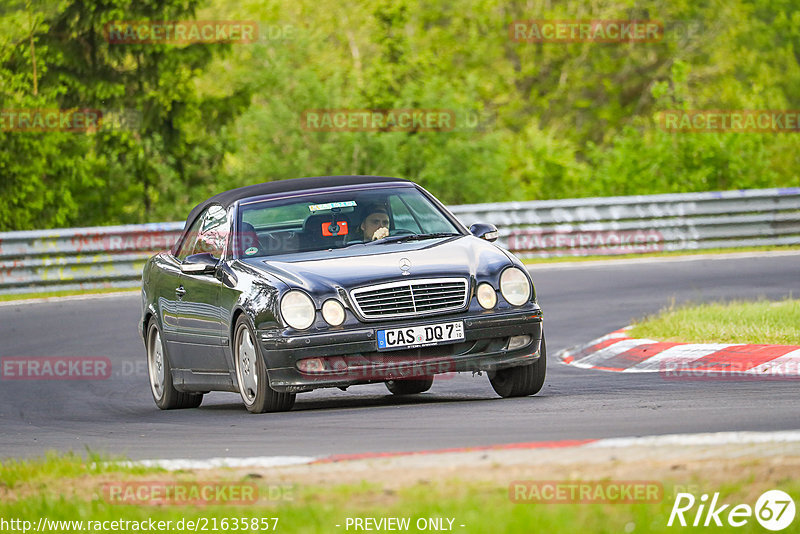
[322,221,348,236]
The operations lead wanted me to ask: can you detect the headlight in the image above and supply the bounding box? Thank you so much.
[321,299,346,326]
[476,283,497,309]
[280,290,315,330]
[500,267,531,306]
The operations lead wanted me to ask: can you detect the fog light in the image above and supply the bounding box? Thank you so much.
[476,283,497,309]
[297,358,325,373]
[506,335,531,351]
[322,299,346,326]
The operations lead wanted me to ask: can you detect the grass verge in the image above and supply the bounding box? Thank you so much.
[628,298,800,344]
[0,287,138,303]
[1,453,797,533]
[0,451,160,490]
[521,244,800,264]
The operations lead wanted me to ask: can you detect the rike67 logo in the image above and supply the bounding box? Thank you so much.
[668,490,795,531]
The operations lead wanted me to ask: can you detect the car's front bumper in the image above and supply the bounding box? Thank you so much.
[258,308,543,392]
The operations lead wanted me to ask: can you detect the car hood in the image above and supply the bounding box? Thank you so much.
[241,236,515,292]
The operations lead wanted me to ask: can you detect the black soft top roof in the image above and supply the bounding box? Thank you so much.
[185,175,411,228]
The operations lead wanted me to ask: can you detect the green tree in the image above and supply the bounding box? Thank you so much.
[0,0,247,230]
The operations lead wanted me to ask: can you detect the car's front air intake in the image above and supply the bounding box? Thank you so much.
[350,278,469,320]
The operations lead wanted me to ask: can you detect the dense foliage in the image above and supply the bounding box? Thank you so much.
[1,0,799,230]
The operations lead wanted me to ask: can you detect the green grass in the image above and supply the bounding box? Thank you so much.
[1,454,797,534]
[0,451,159,489]
[628,299,800,344]
[0,287,138,302]
[521,244,800,264]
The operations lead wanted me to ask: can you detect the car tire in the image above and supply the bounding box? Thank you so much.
[385,376,434,395]
[233,316,295,413]
[488,335,547,398]
[146,318,204,410]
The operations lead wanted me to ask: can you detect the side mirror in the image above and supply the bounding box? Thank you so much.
[469,223,499,242]
[181,253,218,274]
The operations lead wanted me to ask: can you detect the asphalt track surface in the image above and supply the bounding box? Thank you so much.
[1,253,798,461]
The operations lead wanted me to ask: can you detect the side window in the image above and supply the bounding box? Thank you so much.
[389,196,422,233]
[176,214,204,261]
[175,205,230,262]
[192,205,230,259]
[403,194,456,233]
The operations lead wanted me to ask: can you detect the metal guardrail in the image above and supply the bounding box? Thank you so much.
[1,188,798,295]
[451,187,800,257]
[0,222,183,295]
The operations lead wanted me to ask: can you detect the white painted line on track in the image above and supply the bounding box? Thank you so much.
[119,431,800,471]
[124,456,317,470]
[587,430,800,448]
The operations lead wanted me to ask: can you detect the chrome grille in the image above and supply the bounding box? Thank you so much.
[350,278,468,320]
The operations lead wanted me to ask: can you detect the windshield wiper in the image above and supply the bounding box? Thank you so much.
[366,232,462,245]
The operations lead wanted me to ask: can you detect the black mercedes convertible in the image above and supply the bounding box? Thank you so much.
[140,176,545,413]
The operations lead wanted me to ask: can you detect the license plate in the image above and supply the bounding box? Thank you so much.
[377,321,465,350]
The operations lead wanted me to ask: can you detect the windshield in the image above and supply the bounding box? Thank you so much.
[234,186,462,258]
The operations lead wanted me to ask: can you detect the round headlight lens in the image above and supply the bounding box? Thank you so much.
[476,283,497,309]
[280,290,315,330]
[321,299,346,326]
[500,267,531,306]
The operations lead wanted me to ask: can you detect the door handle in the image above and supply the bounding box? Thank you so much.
[175,286,186,298]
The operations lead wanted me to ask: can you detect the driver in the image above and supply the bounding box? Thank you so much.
[357,203,390,241]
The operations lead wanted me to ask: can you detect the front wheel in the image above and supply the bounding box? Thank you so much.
[233,316,295,413]
[488,335,547,398]
[146,318,203,409]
